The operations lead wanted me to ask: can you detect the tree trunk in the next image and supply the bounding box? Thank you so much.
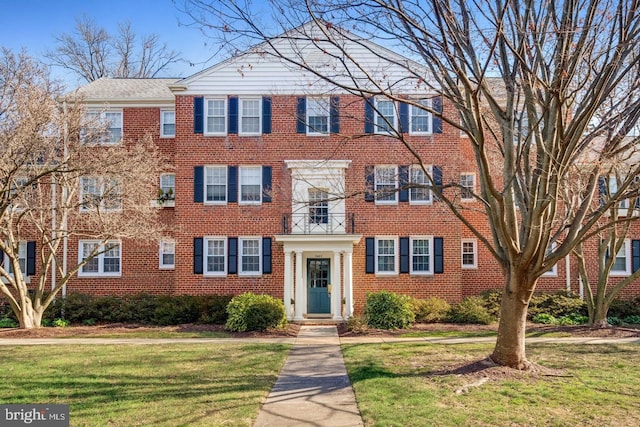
[589,301,611,328]
[16,300,43,329]
[491,271,533,370]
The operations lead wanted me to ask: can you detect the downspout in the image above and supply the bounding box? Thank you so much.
[51,177,56,292]
[565,256,571,294]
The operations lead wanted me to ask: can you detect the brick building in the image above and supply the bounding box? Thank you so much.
[57,29,640,320]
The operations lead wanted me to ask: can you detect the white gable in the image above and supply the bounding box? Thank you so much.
[177,23,434,96]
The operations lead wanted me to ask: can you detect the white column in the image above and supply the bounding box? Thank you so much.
[343,251,354,318]
[283,250,293,320]
[331,251,343,320]
[294,251,305,321]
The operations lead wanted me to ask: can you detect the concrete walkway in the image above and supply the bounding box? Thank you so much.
[253,325,363,427]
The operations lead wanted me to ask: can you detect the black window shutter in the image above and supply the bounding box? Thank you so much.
[228,166,238,203]
[399,237,409,273]
[399,165,409,202]
[228,97,238,134]
[26,241,36,276]
[364,97,375,134]
[296,97,306,133]
[228,237,238,274]
[432,96,443,133]
[262,237,272,274]
[262,166,272,202]
[433,166,443,200]
[434,237,444,274]
[194,166,204,203]
[194,97,204,134]
[632,240,640,273]
[399,102,409,133]
[330,96,340,133]
[262,97,272,134]
[598,176,607,206]
[0,248,3,265]
[193,238,203,274]
[365,237,375,273]
[365,166,375,202]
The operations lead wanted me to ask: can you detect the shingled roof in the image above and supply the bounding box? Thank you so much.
[74,78,179,104]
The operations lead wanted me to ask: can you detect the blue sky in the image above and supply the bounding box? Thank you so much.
[0,0,222,88]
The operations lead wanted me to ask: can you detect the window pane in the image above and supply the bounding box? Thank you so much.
[411,100,431,133]
[241,239,260,273]
[377,239,395,272]
[410,167,430,202]
[613,243,627,272]
[462,241,475,266]
[105,112,122,143]
[81,242,99,273]
[206,239,225,273]
[376,167,397,201]
[80,177,100,209]
[307,98,329,133]
[206,167,227,202]
[461,174,474,199]
[160,174,175,194]
[240,167,261,202]
[412,239,430,272]
[309,189,329,224]
[241,99,260,133]
[206,100,226,133]
[162,111,175,136]
[376,100,395,133]
[103,243,121,273]
[161,241,175,266]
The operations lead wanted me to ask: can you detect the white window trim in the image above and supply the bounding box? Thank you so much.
[374,98,397,135]
[410,236,434,275]
[375,165,398,205]
[159,239,175,270]
[158,173,175,207]
[204,98,227,136]
[239,237,262,276]
[375,236,398,275]
[160,109,175,138]
[460,173,476,201]
[204,165,227,205]
[306,97,330,136]
[541,243,558,277]
[78,240,122,278]
[239,98,262,136]
[86,109,123,145]
[239,166,262,205]
[1,241,29,282]
[461,239,478,270]
[204,237,227,277]
[409,99,432,135]
[610,239,632,277]
[409,165,433,205]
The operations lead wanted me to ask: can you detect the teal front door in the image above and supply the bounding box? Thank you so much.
[307,258,331,314]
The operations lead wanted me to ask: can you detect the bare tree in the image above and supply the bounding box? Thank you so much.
[0,49,165,328]
[180,0,640,369]
[45,15,181,83]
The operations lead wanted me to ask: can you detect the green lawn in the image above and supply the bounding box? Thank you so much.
[0,343,290,426]
[343,342,640,426]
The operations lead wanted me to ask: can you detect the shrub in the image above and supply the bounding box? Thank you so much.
[45,293,97,324]
[532,313,557,324]
[52,318,70,328]
[152,295,201,326]
[0,318,17,328]
[364,291,415,330]
[90,295,133,323]
[527,292,586,319]
[609,297,640,318]
[127,294,159,324]
[199,295,233,324]
[622,315,640,325]
[447,296,494,325]
[226,293,286,332]
[413,297,451,323]
[345,315,369,333]
[607,316,623,326]
[479,289,502,318]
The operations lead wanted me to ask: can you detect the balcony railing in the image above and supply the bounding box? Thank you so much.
[281,213,356,234]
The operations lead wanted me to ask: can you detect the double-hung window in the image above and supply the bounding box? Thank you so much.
[159,240,175,269]
[205,99,227,135]
[205,238,226,276]
[309,189,329,224]
[410,99,431,134]
[307,98,330,135]
[240,98,261,135]
[461,239,477,269]
[460,173,475,201]
[609,177,630,210]
[239,166,262,203]
[410,165,432,204]
[159,173,175,202]
[375,99,396,134]
[84,110,122,144]
[375,166,397,204]
[204,166,227,203]
[239,237,261,275]
[376,238,397,274]
[611,239,631,276]
[80,176,122,212]
[4,241,27,277]
[411,237,432,274]
[78,241,121,277]
[161,109,175,137]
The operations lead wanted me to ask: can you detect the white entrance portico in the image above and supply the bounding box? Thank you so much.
[275,160,361,321]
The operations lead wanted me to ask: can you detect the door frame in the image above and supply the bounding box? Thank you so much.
[306,258,331,314]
